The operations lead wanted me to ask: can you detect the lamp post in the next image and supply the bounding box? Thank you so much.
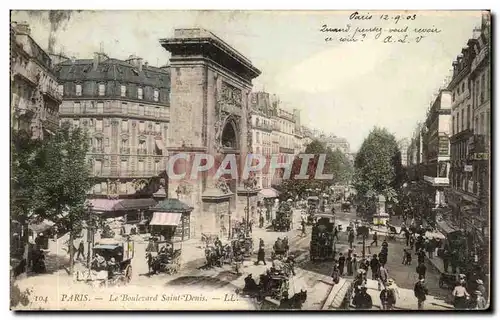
[86,203,94,275]
[243,176,257,237]
[175,186,182,199]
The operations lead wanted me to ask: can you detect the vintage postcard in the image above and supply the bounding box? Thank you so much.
[10,10,491,311]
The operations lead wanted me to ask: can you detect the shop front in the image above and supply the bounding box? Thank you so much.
[148,198,194,242]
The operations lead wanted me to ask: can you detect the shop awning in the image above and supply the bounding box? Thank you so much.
[89,199,122,212]
[28,219,55,233]
[259,188,280,198]
[115,198,157,210]
[155,138,165,151]
[150,212,182,226]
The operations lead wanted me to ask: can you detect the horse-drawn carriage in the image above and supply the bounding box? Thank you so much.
[271,237,289,260]
[205,241,233,268]
[239,262,292,301]
[310,214,336,261]
[76,238,134,286]
[341,201,351,212]
[146,240,182,275]
[273,204,292,232]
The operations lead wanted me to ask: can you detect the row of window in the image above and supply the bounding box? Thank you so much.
[93,159,163,176]
[59,83,160,102]
[89,137,162,155]
[452,105,471,135]
[71,118,164,134]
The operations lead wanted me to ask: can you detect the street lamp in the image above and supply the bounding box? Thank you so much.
[86,203,94,276]
[243,176,257,237]
[175,186,182,199]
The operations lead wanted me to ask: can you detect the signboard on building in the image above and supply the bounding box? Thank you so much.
[438,137,449,156]
[468,181,475,194]
[464,165,473,172]
[473,153,489,160]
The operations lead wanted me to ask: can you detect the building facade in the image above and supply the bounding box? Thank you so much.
[398,138,411,167]
[448,15,490,241]
[422,90,452,206]
[10,22,61,139]
[54,53,171,206]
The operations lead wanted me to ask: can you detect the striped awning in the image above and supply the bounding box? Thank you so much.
[155,138,165,152]
[259,188,280,198]
[150,212,182,226]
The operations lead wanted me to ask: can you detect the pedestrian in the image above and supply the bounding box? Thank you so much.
[475,279,486,299]
[402,248,407,265]
[76,239,85,261]
[331,264,340,285]
[425,239,434,259]
[405,249,412,265]
[378,252,387,267]
[352,254,359,278]
[338,253,345,276]
[353,286,373,310]
[473,290,487,310]
[417,249,426,265]
[333,225,339,241]
[256,238,266,265]
[370,232,378,247]
[405,231,411,247]
[452,281,470,310]
[370,254,380,280]
[416,262,426,279]
[380,285,396,310]
[414,276,428,310]
[301,219,306,237]
[381,239,388,251]
[378,264,388,291]
[348,230,355,249]
[346,250,353,276]
[386,279,400,309]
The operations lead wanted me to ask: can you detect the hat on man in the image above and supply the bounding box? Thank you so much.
[476,279,484,285]
[474,290,482,295]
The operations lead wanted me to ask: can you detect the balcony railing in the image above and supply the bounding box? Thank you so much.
[94,169,165,178]
[91,147,104,153]
[59,105,170,120]
[120,147,130,154]
[279,147,295,154]
[253,122,273,131]
[137,149,148,155]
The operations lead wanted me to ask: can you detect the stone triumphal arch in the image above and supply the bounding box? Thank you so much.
[161,29,261,239]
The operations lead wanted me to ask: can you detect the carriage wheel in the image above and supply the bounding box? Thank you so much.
[125,264,132,283]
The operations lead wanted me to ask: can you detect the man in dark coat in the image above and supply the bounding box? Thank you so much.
[417,249,426,265]
[414,276,428,310]
[370,254,380,280]
[416,262,427,279]
[346,250,353,276]
[256,238,266,265]
[442,249,450,273]
[353,286,373,310]
[348,231,355,249]
[338,253,346,276]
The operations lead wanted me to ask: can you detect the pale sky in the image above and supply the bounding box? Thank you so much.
[12,10,483,151]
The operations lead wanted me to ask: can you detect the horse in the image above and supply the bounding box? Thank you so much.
[205,246,222,268]
[241,274,260,296]
[221,244,233,264]
[146,252,160,274]
[279,290,308,309]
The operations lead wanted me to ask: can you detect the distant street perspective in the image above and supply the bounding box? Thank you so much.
[10,10,490,311]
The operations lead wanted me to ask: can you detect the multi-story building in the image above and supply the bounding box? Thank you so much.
[325,136,350,154]
[448,15,490,239]
[422,90,452,207]
[272,105,297,186]
[250,92,274,189]
[54,53,171,216]
[398,138,411,167]
[10,22,62,139]
[406,122,425,178]
[448,34,475,228]
[293,109,303,155]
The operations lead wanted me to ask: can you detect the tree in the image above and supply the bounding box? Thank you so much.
[10,123,93,273]
[275,139,354,199]
[353,127,402,212]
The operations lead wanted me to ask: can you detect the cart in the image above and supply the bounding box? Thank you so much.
[76,238,134,286]
[146,240,182,275]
